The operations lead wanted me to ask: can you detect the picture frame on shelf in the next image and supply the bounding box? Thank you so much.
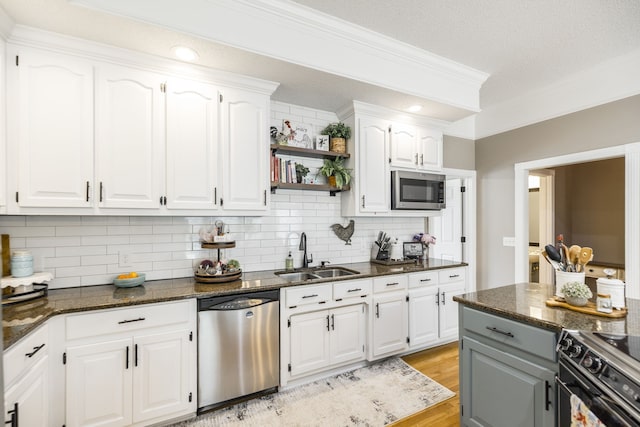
[315,135,330,151]
[284,120,313,148]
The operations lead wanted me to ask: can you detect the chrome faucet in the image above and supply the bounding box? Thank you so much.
[299,232,313,268]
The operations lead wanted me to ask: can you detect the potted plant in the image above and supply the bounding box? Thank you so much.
[561,281,593,306]
[321,122,351,153]
[295,163,310,184]
[319,158,352,189]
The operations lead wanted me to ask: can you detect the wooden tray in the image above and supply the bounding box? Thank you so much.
[194,270,242,284]
[545,297,627,318]
[371,259,417,266]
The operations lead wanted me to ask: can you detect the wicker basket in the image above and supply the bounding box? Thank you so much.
[330,137,346,153]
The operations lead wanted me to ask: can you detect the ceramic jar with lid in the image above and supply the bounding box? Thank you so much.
[11,250,33,277]
[596,276,625,309]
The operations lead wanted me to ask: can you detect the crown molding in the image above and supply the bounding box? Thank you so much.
[0,5,14,40]
[72,0,488,114]
[475,48,640,140]
[7,25,279,95]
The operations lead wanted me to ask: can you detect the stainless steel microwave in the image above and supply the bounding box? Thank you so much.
[391,171,446,210]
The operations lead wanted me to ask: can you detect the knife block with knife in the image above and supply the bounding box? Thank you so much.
[372,231,391,261]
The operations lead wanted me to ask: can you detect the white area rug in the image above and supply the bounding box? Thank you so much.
[175,357,455,426]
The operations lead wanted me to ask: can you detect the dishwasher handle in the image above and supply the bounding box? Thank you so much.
[206,297,275,311]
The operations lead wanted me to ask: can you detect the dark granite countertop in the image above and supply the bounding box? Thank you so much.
[454,282,639,335]
[3,259,465,350]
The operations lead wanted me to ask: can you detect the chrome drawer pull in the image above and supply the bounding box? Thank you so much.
[486,326,514,338]
[386,282,399,286]
[118,317,146,324]
[302,294,318,299]
[449,274,460,278]
[25,343,45,358]
[347,288,362,292]
[420,278,432,282]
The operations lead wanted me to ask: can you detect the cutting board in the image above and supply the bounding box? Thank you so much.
[546,296,627,318]
[1,234,10,277]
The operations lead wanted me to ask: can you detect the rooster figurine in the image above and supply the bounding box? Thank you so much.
[330,220,355,245]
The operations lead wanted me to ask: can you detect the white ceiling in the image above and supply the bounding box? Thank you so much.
[0,0,639,138]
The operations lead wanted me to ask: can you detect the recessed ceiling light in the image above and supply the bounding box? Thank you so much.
[406,105,422,113]
[172,46,199,62]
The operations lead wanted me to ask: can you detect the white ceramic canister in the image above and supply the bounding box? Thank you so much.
[555,270,586,299]
[11,250,33,278]
[597,277,625,309]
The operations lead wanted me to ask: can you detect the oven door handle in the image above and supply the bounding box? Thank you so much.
[555,375,575,397]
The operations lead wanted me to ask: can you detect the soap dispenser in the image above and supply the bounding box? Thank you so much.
[285,251,294,271]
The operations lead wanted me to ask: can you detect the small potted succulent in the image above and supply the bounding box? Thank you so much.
[321,122,351,153]
[319,157,352,189]
[561,281,593,306]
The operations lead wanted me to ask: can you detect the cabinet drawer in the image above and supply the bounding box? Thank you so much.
[373,275,408,293]
[439,267,466,284]
[4,323,48,388]
[66,299,194,341]
[285,284,331,308]
[333,279,372,300]
[408,271,439,288]
[462,306,557,362]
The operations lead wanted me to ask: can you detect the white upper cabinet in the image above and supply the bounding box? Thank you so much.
[356,116,390,213]
[96,64,165,209]
[220,88,269,211]
[5,33,277,215]
[390,122,443,172]
[8,47,94,208]
[165,78,219,211]
[389,123,418,169]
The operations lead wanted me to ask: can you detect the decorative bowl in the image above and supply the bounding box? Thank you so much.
[565,296,588,307]
[113,273,145,288]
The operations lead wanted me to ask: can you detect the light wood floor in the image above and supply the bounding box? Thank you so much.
[392,341,460,427]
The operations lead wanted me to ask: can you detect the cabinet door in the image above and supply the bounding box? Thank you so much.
[438,281,465,341]
[4,355,49,427]
[461,337,556,427]
[330,305,366,366]
[389,123,417,169]
[96,64,164,209]
[220,88,269,211]
[289,310,330,377]
[165,78,219,210]
[66,339,132,427]
[357,116,389,213]
[417,126,442,171]
[408,287,439,348]
[132,330,192,424]
[12,48,94,207]
[371,292,408,358]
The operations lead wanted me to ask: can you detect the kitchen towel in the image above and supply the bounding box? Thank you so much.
[570,394,605,427]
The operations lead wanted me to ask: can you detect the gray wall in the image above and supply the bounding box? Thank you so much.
[475,94,640,289]
[444,135,475,170]
[554,158,625,265]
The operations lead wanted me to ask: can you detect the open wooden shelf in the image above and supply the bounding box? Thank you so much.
[270,182,349,196]
[270,144,350,160]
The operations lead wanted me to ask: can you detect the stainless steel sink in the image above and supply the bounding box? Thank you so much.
[275,267,359,282]
[275,271,321,282]
[312,267,359,278]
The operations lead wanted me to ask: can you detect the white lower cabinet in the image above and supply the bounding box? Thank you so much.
[3,324,49,426]
[64,300,197,427]
[408,268,466,350]
[289,304,366,378]
[369,275,409,360]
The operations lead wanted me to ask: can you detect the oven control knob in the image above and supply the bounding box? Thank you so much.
[582,356,602,373]
[568,345,583,358]
[559,337,573,351]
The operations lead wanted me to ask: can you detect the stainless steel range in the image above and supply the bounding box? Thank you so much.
[557,329,640,426]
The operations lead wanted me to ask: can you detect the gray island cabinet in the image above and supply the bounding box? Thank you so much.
[455,282,640,427]
[458,305,557,427]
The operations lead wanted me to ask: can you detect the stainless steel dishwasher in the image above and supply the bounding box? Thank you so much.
[197,290,280,412]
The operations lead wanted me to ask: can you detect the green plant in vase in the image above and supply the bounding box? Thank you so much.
[321,122,351,153]
[319,158,352,188]
[295,163,310,184]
